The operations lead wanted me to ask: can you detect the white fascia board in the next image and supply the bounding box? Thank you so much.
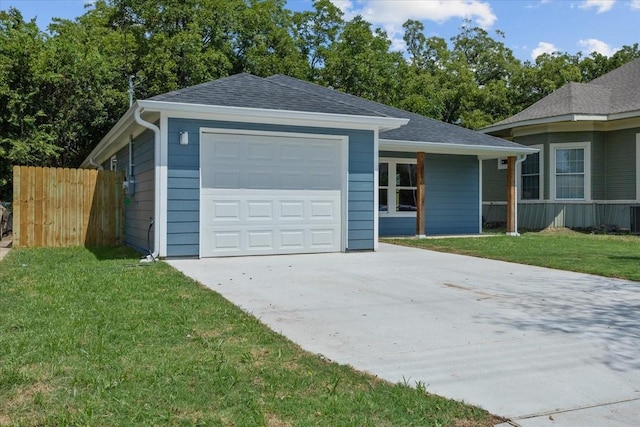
[479,114,608,135]
[137,100,409,131]
[609,109,640,121]
[379,139,539,158]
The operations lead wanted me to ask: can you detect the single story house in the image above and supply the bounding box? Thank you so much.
[82,73,534,258]
[482,58,640,231]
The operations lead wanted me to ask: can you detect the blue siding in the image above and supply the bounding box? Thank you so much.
[379,152,480,236]
[112,130,155,254]
[426,154,480,235]
[379,217,415,237]
[166,118,375,257]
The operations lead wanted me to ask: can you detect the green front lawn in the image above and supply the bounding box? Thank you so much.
[0,247,495,426]
[385,229,640,282]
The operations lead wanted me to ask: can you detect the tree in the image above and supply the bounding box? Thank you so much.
[0,9,60,199]
[292,0,344,82]
[323,16,407,105]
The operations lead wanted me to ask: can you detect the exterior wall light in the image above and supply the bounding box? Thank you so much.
[179,131,189,146]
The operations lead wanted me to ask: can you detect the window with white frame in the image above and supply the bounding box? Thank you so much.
[550,142,590,201]
[519,145,543,200]
[379,158,417,215]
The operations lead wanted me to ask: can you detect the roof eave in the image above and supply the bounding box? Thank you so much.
[481,114,609,135]
[80,102,140,168]
[379,139,539,158]
[138,100,409,131]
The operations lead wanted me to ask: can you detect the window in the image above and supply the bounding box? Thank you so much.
[519,145,543,200]
[550,142,590,201]
[379,159,418,215]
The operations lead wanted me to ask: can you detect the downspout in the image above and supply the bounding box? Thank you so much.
[511,154,528,236]
[134,107,161,262]
[88,157,104,171]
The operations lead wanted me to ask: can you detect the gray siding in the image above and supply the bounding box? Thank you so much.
[112,130,155,254]
[483,202,636,230]
[166,118,375,257]
[482,159,507,202]
[605,128,637,200]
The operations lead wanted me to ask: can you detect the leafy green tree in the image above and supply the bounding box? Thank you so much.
[232,0,307,77]
[293,0,344,82]
[323,16,407,105]
[0,9,60,199]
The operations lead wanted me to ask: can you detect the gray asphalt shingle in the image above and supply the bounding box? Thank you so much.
[150,73,525,149]
[488,57,640,129]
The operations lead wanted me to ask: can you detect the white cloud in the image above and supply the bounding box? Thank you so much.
[578,38,617,56]
[531,42,558,59]
[631,0,640,9]
[330,0,496,52]
[579,0,616,13]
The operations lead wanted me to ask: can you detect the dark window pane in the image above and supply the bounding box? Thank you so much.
[521,175,539,200]
[396,163,417,187]
[521,152,539,175]
[379,163,388,186]
[556,175,584,199]
[397,189,417,211]
[379,189,388,211]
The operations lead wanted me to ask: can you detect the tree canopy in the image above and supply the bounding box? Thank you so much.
[1,1,638,199]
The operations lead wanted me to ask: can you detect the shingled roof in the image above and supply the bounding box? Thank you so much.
[149,72,525,150]
[266,75,520,148]
[484,57,640,133]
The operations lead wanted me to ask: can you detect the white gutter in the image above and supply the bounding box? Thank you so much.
[137,99,409,131]
[507,154,528,237]
[134,107,161,262]
[379,139,538,158]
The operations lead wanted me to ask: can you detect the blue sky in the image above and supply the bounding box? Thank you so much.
[2,0,639,62]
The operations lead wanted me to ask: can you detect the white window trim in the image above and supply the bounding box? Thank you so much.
[379,157,417,217]
[518,144,544,201]
[550,141,591,202]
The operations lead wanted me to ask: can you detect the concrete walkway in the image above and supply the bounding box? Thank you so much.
[168,244,640,426]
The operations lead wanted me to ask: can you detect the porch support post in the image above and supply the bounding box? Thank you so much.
[416,152,426,238]
[506,155,516,235]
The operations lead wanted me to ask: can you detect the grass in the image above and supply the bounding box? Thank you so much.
[0,247,496,426]
[385,229,640,282]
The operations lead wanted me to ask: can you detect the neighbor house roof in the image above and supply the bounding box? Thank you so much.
[483,57,640,134]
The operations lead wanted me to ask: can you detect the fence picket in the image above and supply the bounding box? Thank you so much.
[11,166,124,247]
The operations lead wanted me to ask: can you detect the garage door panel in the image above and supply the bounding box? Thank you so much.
[247,230,274,250]
[247,201,273,219]
[247,171,274,189]
[201,133,343,257]
[280,230,305,249]
[213,231,241,250]
[212,201,241,220]
[310,201,337,219]
[278,171,305,189]
[280,201,305,219]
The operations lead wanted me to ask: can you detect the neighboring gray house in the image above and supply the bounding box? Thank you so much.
[82,73,532,258]
[482,58,640,231]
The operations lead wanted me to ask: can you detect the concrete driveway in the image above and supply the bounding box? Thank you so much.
[168,243,640,426]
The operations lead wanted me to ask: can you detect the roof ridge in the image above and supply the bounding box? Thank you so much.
[266,75,391,117]
[148,73,256,101]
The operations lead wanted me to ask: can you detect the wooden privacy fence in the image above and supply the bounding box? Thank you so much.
[13,166,124,247]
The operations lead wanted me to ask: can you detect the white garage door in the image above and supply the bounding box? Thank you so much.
[200,131,344,257]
